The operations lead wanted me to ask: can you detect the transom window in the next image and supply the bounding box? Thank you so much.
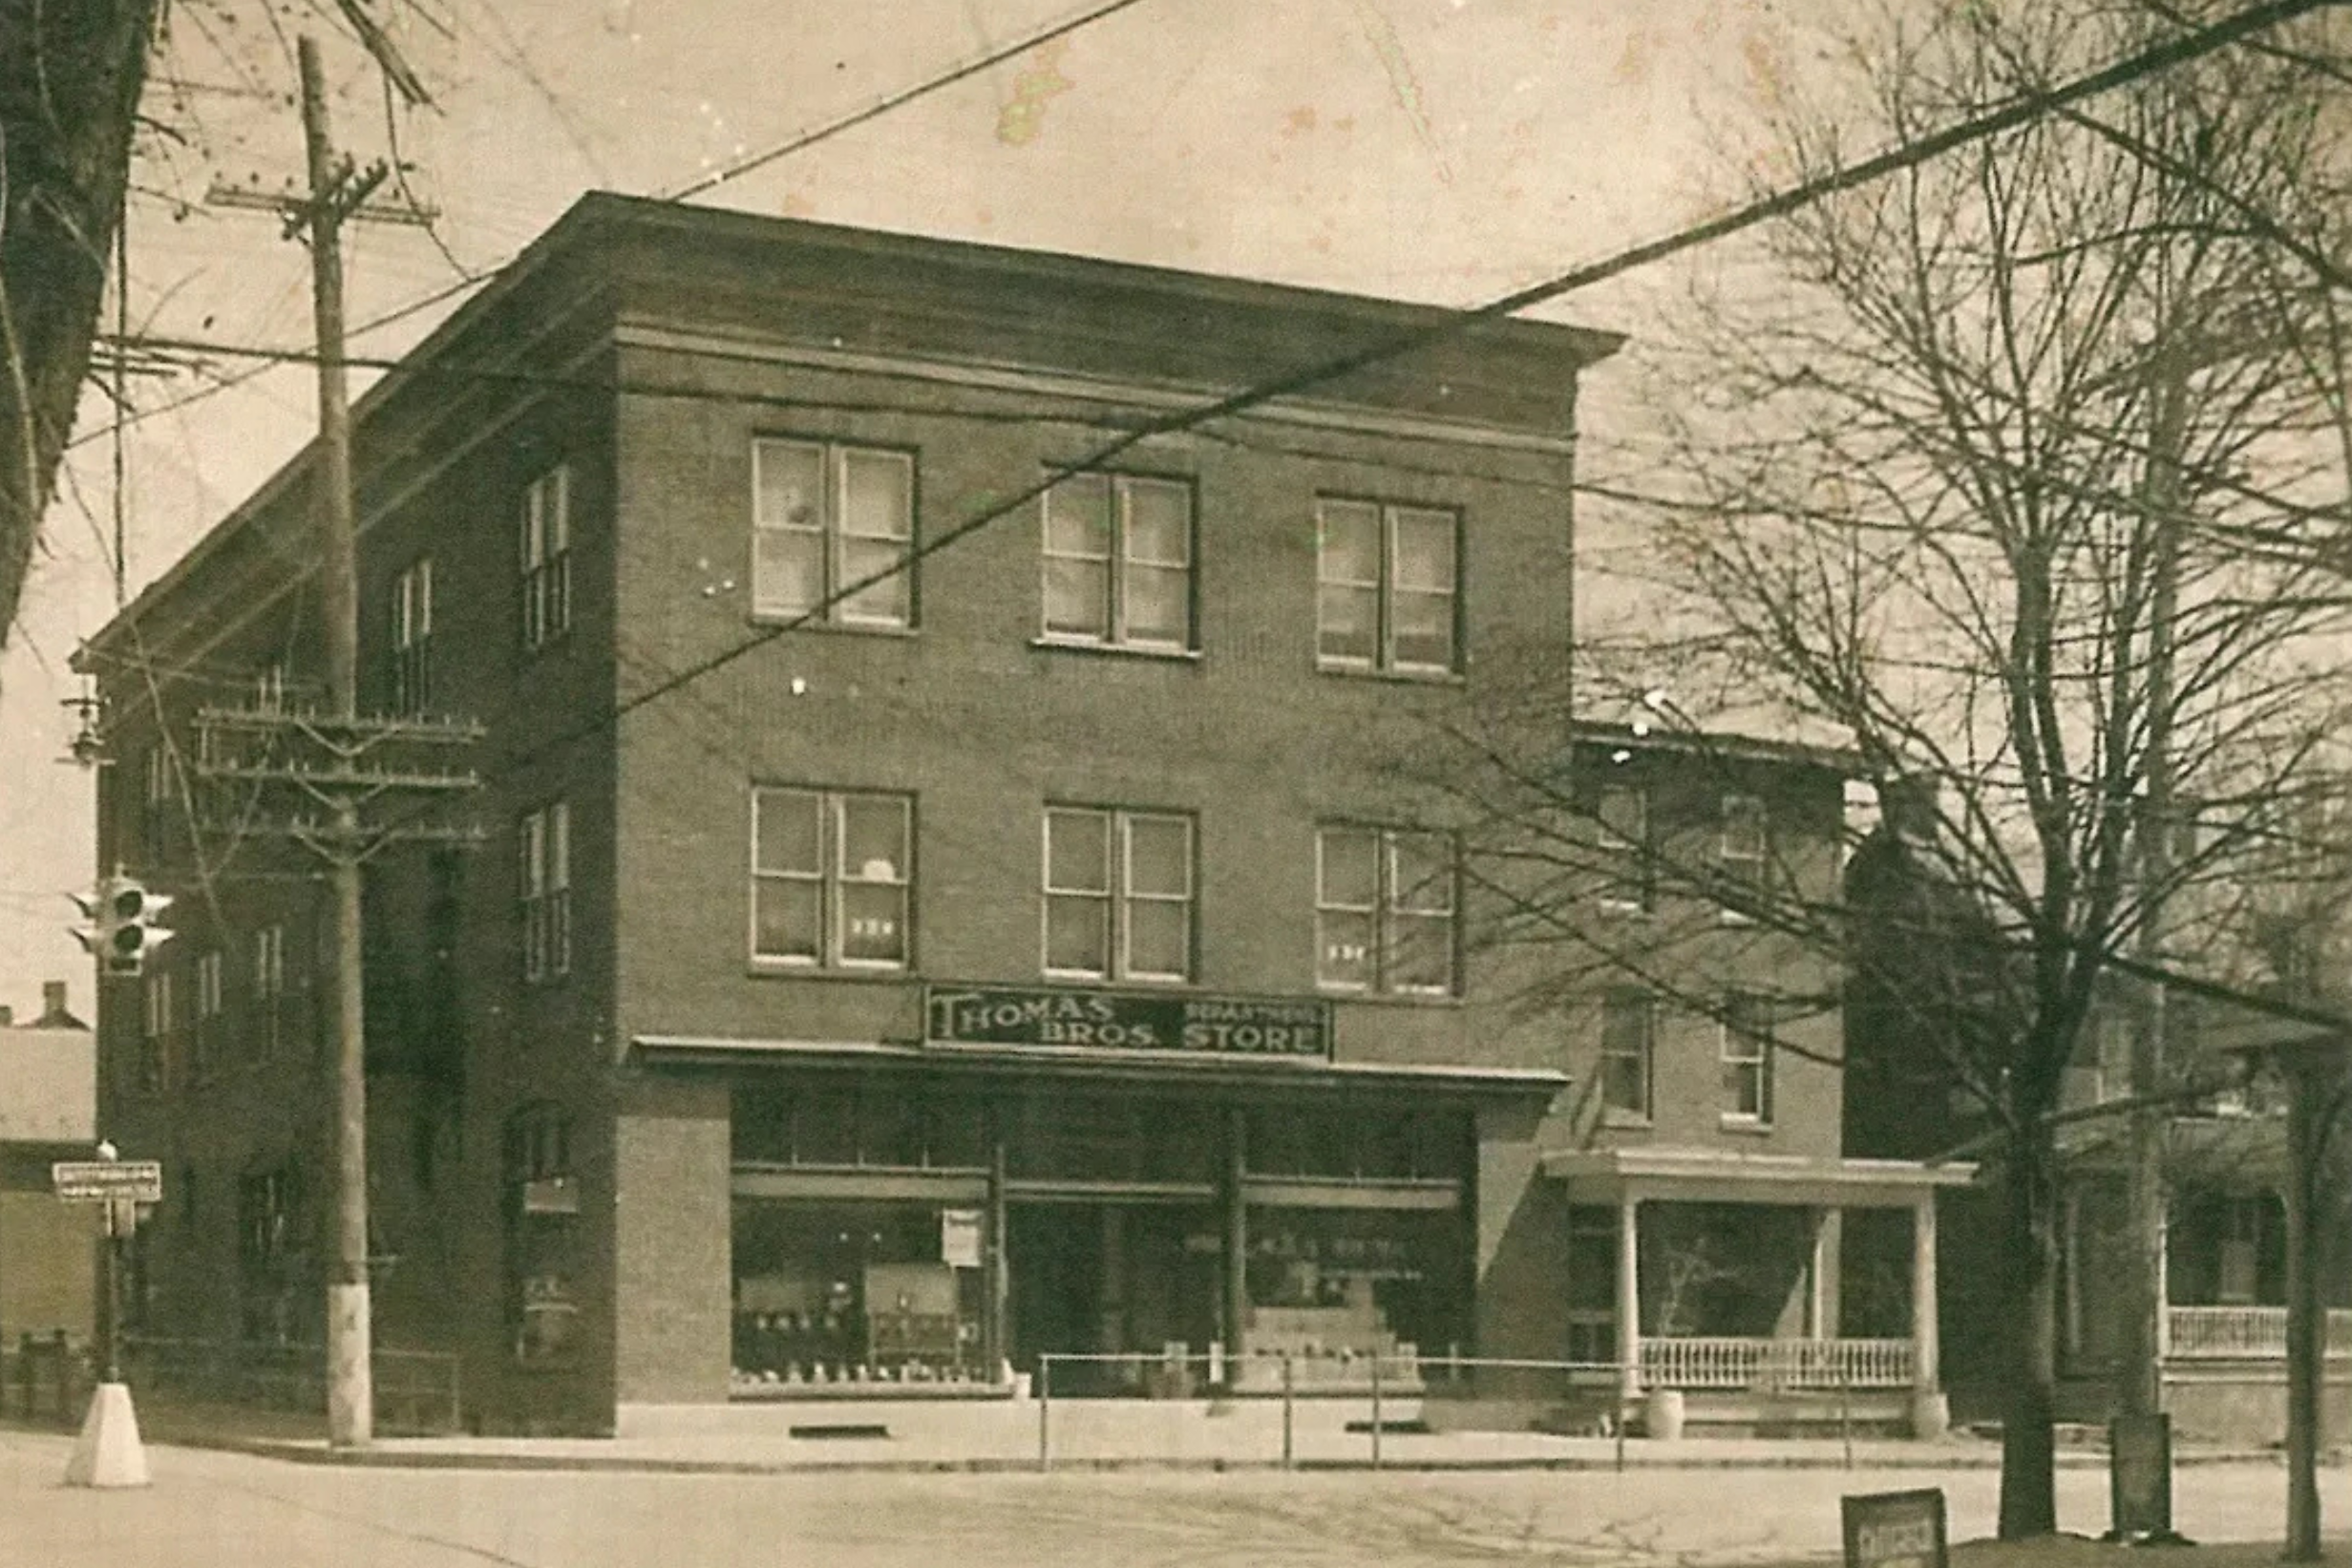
[1600,988,1655,1119]
[1315,498,1459,674]
[520,465,572,650]
[1040,472,1194,650]
[1596,784,1653,912]
[752,788,912,968]
[1721,992,1776,1125]
[391,557,434,716]
[1043,807,1194,983]
[752,439,915,627]
[519,801,572,984]
[1314,825,1457,995]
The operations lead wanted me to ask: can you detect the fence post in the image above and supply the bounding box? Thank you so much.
[1037,1355,1052,1473]
[1370,1351,1383,1471]
[1282,1353,1295,1471]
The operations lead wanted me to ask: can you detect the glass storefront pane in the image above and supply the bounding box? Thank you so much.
[795,1088,858,1166]
[1245,1207,1461,1365]
[858,1092,925,1168]
[732,1200,985,1388]
[732,1085,794,1164]
[923,1097,987,1170]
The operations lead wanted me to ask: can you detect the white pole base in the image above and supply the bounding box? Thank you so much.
[63,1382,150,1489]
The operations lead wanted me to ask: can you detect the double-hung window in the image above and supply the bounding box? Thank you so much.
[1043,807,1193,983]
[392,558,434,716]
[253,924,286,1058]
[194,949,223,1081]
[520,465,572,650]
[752,439,915,627]
[140,970,173,1095]
[1596,784,1653,913]
[1600,988,1655,1119]
[1314,825,1457,995]
[752,788,912,968]
[1721,992,1775,1125]
[1315,498,1460,674]
[1718,793,1768,921]
[1040,472,1194,650]
[519,801,572,984]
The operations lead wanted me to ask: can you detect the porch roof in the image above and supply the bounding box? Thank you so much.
[1541,1146,1978,1207]
[633,1033,1569,1097]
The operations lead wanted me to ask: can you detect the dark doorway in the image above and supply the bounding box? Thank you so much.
[1008,1202,1219,1392]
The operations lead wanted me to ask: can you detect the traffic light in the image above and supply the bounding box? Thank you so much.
[70,876,173,978]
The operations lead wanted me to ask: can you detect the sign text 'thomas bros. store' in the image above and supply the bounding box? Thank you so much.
[924,985,1331,1060]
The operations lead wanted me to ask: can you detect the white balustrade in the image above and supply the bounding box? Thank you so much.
[2167,1304,2352,1359]
[1638,1337,1916,1389]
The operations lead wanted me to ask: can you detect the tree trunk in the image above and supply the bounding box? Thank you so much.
[2282,1053,2329,1562]
[1999,1122,2062,1540]
[0,0,159,658]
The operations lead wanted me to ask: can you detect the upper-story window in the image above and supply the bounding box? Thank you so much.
[1596,784,1654,913]
[1719,793,1768,921]
[521,465,572,650]
[1600,987,1655,1120]
[391,557,434,716]
[751,787,911,969]
[193,949,224,1081]
[139,745,175,862]
[1721,992,1776,1126]
[1315,498,1460,675]
[1044,807,1193,983]
[140,969,173,1095]
[253,923,286,1058]
[1040,472,1195,652]
[1314,824,1457,996]
[752,439,915,628]
[519,801,572,984]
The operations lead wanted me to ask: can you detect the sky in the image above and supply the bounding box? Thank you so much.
[0,0,1832,1021]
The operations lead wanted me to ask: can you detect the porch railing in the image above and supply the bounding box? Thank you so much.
[2167,1304,2352,1360]
[1639,1337,1916,1390]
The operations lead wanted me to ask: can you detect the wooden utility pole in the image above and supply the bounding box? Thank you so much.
[195,35,479,1451]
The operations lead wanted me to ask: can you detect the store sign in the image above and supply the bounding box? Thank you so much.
[924,985,1330,1060]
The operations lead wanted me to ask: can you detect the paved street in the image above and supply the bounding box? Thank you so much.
[4,1432,2351,1568]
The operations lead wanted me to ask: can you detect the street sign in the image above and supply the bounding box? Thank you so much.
[52,1160,163,1203]
[1841,1490,1947,1568]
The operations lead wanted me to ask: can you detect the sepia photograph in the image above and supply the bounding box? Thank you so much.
[5,1,2352,1563]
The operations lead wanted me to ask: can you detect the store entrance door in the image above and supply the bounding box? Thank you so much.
[1008,1201,1219,1392]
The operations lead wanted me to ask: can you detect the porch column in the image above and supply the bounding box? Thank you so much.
[1910,1192,1947,1437]
[1617,1192,1642,1403]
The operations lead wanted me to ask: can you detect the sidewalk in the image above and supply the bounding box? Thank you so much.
[42,1393,2300,1476]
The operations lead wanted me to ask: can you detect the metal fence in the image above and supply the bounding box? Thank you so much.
[121,1335,463,1434]
[1026,1350,1887,1472]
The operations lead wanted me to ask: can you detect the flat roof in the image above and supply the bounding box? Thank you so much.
[1542,1145,1978,1206]
[633,1033,1567,1096]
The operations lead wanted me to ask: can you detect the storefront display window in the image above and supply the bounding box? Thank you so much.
[731,1200,986,1390]
[1244,1103,1463,1181]
[731,1082,987,1171]
[1005,1094,1218,1184]
[1243,1207,1461,1373]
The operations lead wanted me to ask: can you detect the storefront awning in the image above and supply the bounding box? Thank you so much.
[633,1033,1569,1098]
[1541,1146,1979,1208]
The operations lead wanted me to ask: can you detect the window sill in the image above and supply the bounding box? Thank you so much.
[745,616,919,639]
[1042,970,1193,987]
[1315,661,1466,688]
[1029,636,1202,663]
[1718,1114,1774,1135]
[747,963,913,985]
[1316,986,1462,1007]
[1600,1108,1653,1130]
[1596,901,1655,919]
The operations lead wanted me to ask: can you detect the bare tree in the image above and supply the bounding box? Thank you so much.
[1432,0,2352,1539]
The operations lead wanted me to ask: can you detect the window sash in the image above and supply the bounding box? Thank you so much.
[1041,474,1194,648]
[1600,991,1654,1116]
[520,804,571,983]
[1043,807,1193,981]
[751,439,914,625]
[1314,825,1456,995]
[1720,996,1775,1121]
[522,467,572,648]
[1597,786,1653,910]
[752,787,911,968]
[1315,499,1459,672]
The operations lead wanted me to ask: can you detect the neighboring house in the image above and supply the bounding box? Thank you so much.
[1842,799,2344,1441]
[0,983,98,1352]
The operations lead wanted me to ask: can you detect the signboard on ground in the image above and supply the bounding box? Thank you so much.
[1841,1490,1947,1568]
[924,985,1331,1059]
[51,1160,163,1203]
[941,1208,984,1269]
[2109,1412,2175,1537]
